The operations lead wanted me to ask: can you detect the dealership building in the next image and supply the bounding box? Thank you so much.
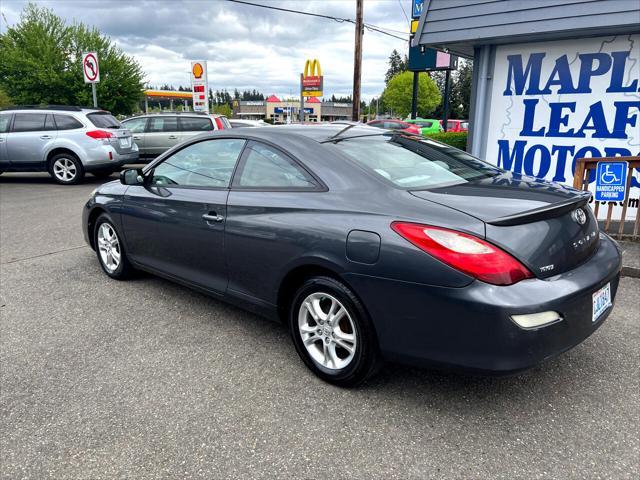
[414,0,639,215]
[232,95,352,123]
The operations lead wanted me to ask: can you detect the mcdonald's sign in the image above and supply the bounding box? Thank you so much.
[301,58,323,97]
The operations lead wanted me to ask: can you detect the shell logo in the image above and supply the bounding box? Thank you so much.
[192,62,204,79]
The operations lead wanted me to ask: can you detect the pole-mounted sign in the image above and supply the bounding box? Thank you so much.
[301,59,323,97]
[82,52,100,108]
[190,60,210,112]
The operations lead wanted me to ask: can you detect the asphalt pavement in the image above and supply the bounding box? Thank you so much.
[1,173,639,479]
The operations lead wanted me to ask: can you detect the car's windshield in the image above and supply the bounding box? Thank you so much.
[333,134,501,189]
[87,112,121,129]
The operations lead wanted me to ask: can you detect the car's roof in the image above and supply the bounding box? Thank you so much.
[123,112,224,118]
[258,124,387,142]
[0,106,105,114]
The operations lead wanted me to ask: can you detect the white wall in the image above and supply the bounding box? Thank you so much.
[483,35,639,218]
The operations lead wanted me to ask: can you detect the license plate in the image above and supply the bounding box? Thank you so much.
[119,138,130,148]
[592,282,612,323]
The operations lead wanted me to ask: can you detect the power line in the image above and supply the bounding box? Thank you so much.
[226,0,409,42]
[397,0,410,25]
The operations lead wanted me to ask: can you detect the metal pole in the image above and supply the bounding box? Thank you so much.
[299,73,305,122]
[442,69,452,132]
[145,97,148,114]
[410,71,419,119]
[352,0,364,121]
[91,83,97,108]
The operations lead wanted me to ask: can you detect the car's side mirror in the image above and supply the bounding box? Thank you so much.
[120,168,145,185]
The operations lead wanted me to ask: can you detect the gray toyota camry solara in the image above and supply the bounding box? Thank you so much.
[83,124,622,386]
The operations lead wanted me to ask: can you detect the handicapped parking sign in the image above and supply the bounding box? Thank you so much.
[595,161,628,202]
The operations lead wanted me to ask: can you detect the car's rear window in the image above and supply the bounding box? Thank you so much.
[333,135,500,189]
[87,112,121,129]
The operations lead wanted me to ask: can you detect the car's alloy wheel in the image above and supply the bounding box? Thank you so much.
[93,214,133,280]
[97,222,121,273]
[289,276,380,387]
[298,292,357,370]
[49,154,84,185]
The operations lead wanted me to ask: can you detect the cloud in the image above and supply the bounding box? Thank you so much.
[1,0,411,99]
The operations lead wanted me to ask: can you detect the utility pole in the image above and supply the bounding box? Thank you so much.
[351,0,363,122]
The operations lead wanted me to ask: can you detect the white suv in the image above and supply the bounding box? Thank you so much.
[0,106,138,184]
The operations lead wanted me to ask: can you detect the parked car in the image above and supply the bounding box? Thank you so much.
[0,106,138,184]
[366,119,421,135]
[120,112,230,160]
[404,118,443,135]
[229,119,271,128]
[441,119,469,132]
[83,125,621,386]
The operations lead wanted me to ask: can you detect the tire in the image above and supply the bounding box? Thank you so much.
[289,276,381,387]
[93,214,133,280]
[49,153,84,185]
[91,169,116,179]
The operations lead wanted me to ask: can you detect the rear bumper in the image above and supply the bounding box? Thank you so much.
[344,233,623,373]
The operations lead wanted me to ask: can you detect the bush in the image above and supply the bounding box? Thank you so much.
[425,131,468,151]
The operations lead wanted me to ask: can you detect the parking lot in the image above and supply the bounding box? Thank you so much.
[0,173,638,479]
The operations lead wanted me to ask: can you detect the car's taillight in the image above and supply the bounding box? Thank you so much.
[391,222,533,285]
[214,118,224,130]
[86,130,114,139]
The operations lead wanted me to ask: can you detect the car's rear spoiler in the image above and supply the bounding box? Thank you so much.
[486,195,591,226]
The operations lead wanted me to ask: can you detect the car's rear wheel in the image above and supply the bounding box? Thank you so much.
[94,214,133,280]
[49,153,84,185]
[289,276,380,387]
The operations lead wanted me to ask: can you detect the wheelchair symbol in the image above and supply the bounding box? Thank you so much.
[600,165,621,185]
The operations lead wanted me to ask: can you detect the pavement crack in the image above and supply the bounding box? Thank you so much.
[1,245,89,265]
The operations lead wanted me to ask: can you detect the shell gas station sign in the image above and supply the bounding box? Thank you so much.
[190,60,209,112]
[301,59,323,97]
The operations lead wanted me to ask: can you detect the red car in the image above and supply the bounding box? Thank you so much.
[366,119,421,135]
[440,119,469,132]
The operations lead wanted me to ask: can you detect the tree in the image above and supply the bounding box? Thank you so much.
[0,3,144,115]
[0,87,11,108]
[450,60,473,119]
[380,71,441,119]
[212,103,232,117]
[385,49,408,84]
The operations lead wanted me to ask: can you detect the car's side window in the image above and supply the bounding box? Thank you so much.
[12,113,47,132]
[179,117,213,131]
[0,115,11,133]
[54,114,83,130]
[383,122,401,129]
[150,139,245,188]
[234,142,319,189]
[122,117,146,133]
[147,116,178,133]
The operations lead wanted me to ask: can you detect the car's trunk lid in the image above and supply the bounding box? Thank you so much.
[410,172,599,278]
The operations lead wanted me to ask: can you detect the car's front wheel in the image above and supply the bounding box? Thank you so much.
[94,214,133,280]
[289,276,380,387]
[49,153,84,185]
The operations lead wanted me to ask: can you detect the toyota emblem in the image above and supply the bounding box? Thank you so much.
[572,208,587,225]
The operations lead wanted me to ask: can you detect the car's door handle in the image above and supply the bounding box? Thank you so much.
[133,136,141,140]
[0,137,5,143]
[40,135,53,140]
[202,213,224,223]
[167,135,178,140]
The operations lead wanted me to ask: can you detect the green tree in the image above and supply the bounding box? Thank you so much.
[385,49,408,84]
[450,60,473,119]
[380,71,441,119]
[212,103,232,117]
[0,87,11,108]
[0,3,144,115]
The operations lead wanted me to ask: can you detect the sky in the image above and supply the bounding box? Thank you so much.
[0,0,412,100]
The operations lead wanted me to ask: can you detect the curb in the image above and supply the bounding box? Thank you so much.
[621,266,640,278]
